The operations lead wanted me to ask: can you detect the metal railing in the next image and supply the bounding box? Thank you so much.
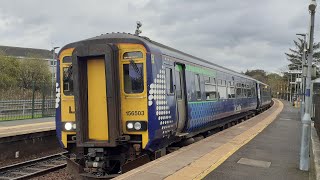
[0,99,55,121]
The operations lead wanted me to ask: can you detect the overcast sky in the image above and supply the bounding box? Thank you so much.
[0,0,319,73]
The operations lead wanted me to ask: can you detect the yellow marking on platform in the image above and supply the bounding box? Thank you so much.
[0,122,55,137]
[165,99,283,180]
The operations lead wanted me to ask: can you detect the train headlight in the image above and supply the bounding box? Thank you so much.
[63,122,76,131]
[134,122,142,130]
[65,123,72,130]
[126,121,147,131]
[127,122,134,129]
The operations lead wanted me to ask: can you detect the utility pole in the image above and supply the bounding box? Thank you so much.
[51,47,59,98]
[297,33,307,117]
[300,0,316,171]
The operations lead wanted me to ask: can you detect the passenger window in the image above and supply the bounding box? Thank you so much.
[123,63,144,93]
[218,85,227,99]
[228,81,235,98]
[204,76,210,84]
[195,74,201,100]
[166,68,174,94]
[205,84,217,100]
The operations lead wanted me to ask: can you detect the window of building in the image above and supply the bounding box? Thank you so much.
[195,74,201,100]
[123,63,144,93]
[166,68,174,94]
[123,51,143,59]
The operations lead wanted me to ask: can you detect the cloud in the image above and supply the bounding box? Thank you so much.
[0,0,315,72]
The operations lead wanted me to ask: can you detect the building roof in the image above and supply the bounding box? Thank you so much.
[0,45,53,59]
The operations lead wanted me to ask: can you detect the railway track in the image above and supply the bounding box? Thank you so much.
[0,153,66,180]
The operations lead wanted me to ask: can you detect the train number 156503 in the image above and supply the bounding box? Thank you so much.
[126,111,144,116]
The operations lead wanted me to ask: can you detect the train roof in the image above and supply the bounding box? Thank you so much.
[60,32,266,84]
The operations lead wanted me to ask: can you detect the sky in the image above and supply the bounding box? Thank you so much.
[0,0,318,73]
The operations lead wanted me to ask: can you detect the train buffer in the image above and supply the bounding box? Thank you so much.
[115,100,311,180]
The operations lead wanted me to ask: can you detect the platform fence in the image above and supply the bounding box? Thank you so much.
[0,83,55,121]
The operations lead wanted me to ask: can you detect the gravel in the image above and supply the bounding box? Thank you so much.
[30,168,74,180]
[0,148,66,168]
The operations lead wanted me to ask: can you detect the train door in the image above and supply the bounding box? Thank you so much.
[257,83,262,109]
[175,63,186,133]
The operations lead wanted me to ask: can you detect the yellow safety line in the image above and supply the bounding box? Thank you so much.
[165,99,283,180]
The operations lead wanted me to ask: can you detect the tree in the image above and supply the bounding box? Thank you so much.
[244,69,268,83]
[267,73,287,97]
[18,57,51,90]
[285,38,320,67]
[0,52,20,89]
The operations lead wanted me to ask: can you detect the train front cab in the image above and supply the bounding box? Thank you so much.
[58,42,150,176]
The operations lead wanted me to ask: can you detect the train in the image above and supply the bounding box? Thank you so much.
[55,32,272,178]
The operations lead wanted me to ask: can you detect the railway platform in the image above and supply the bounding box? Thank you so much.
[115,99,309,180]
[0,117,55,138]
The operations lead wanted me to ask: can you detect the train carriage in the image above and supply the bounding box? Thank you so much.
[55,32,272,178]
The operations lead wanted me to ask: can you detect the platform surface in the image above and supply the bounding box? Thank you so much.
[204,100,308,180]
[0,117,55,138]
[115,99,293,180]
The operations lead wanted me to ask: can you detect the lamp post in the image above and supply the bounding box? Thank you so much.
[51,47,59,97]
[300,0,316,171]
[297,33,307,120]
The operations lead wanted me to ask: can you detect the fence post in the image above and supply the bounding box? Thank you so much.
[41,83,45,117]
[31,80,35,119]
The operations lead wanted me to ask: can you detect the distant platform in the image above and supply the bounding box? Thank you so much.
[0,117,55,138]
[115,99,306,180]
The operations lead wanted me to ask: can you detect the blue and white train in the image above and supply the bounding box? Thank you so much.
[56,33,272,178]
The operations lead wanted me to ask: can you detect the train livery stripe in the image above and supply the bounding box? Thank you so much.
[87,58,109,140]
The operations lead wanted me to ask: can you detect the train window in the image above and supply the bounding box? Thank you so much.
[166,68,174,94]
[251,87,256,96]
[211,77,216,84]
[205,84,217,100]
[123,51,143,59]
[62,56,72,63]
[204,76,210,84]
[195,74,201,100]
[236,87,242,98]
[247,88,252,97]
[175,71,182,99]
[63,66,74,96]
[218,86,227,99]
[228,86,236,98]
[123,63,144,93]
